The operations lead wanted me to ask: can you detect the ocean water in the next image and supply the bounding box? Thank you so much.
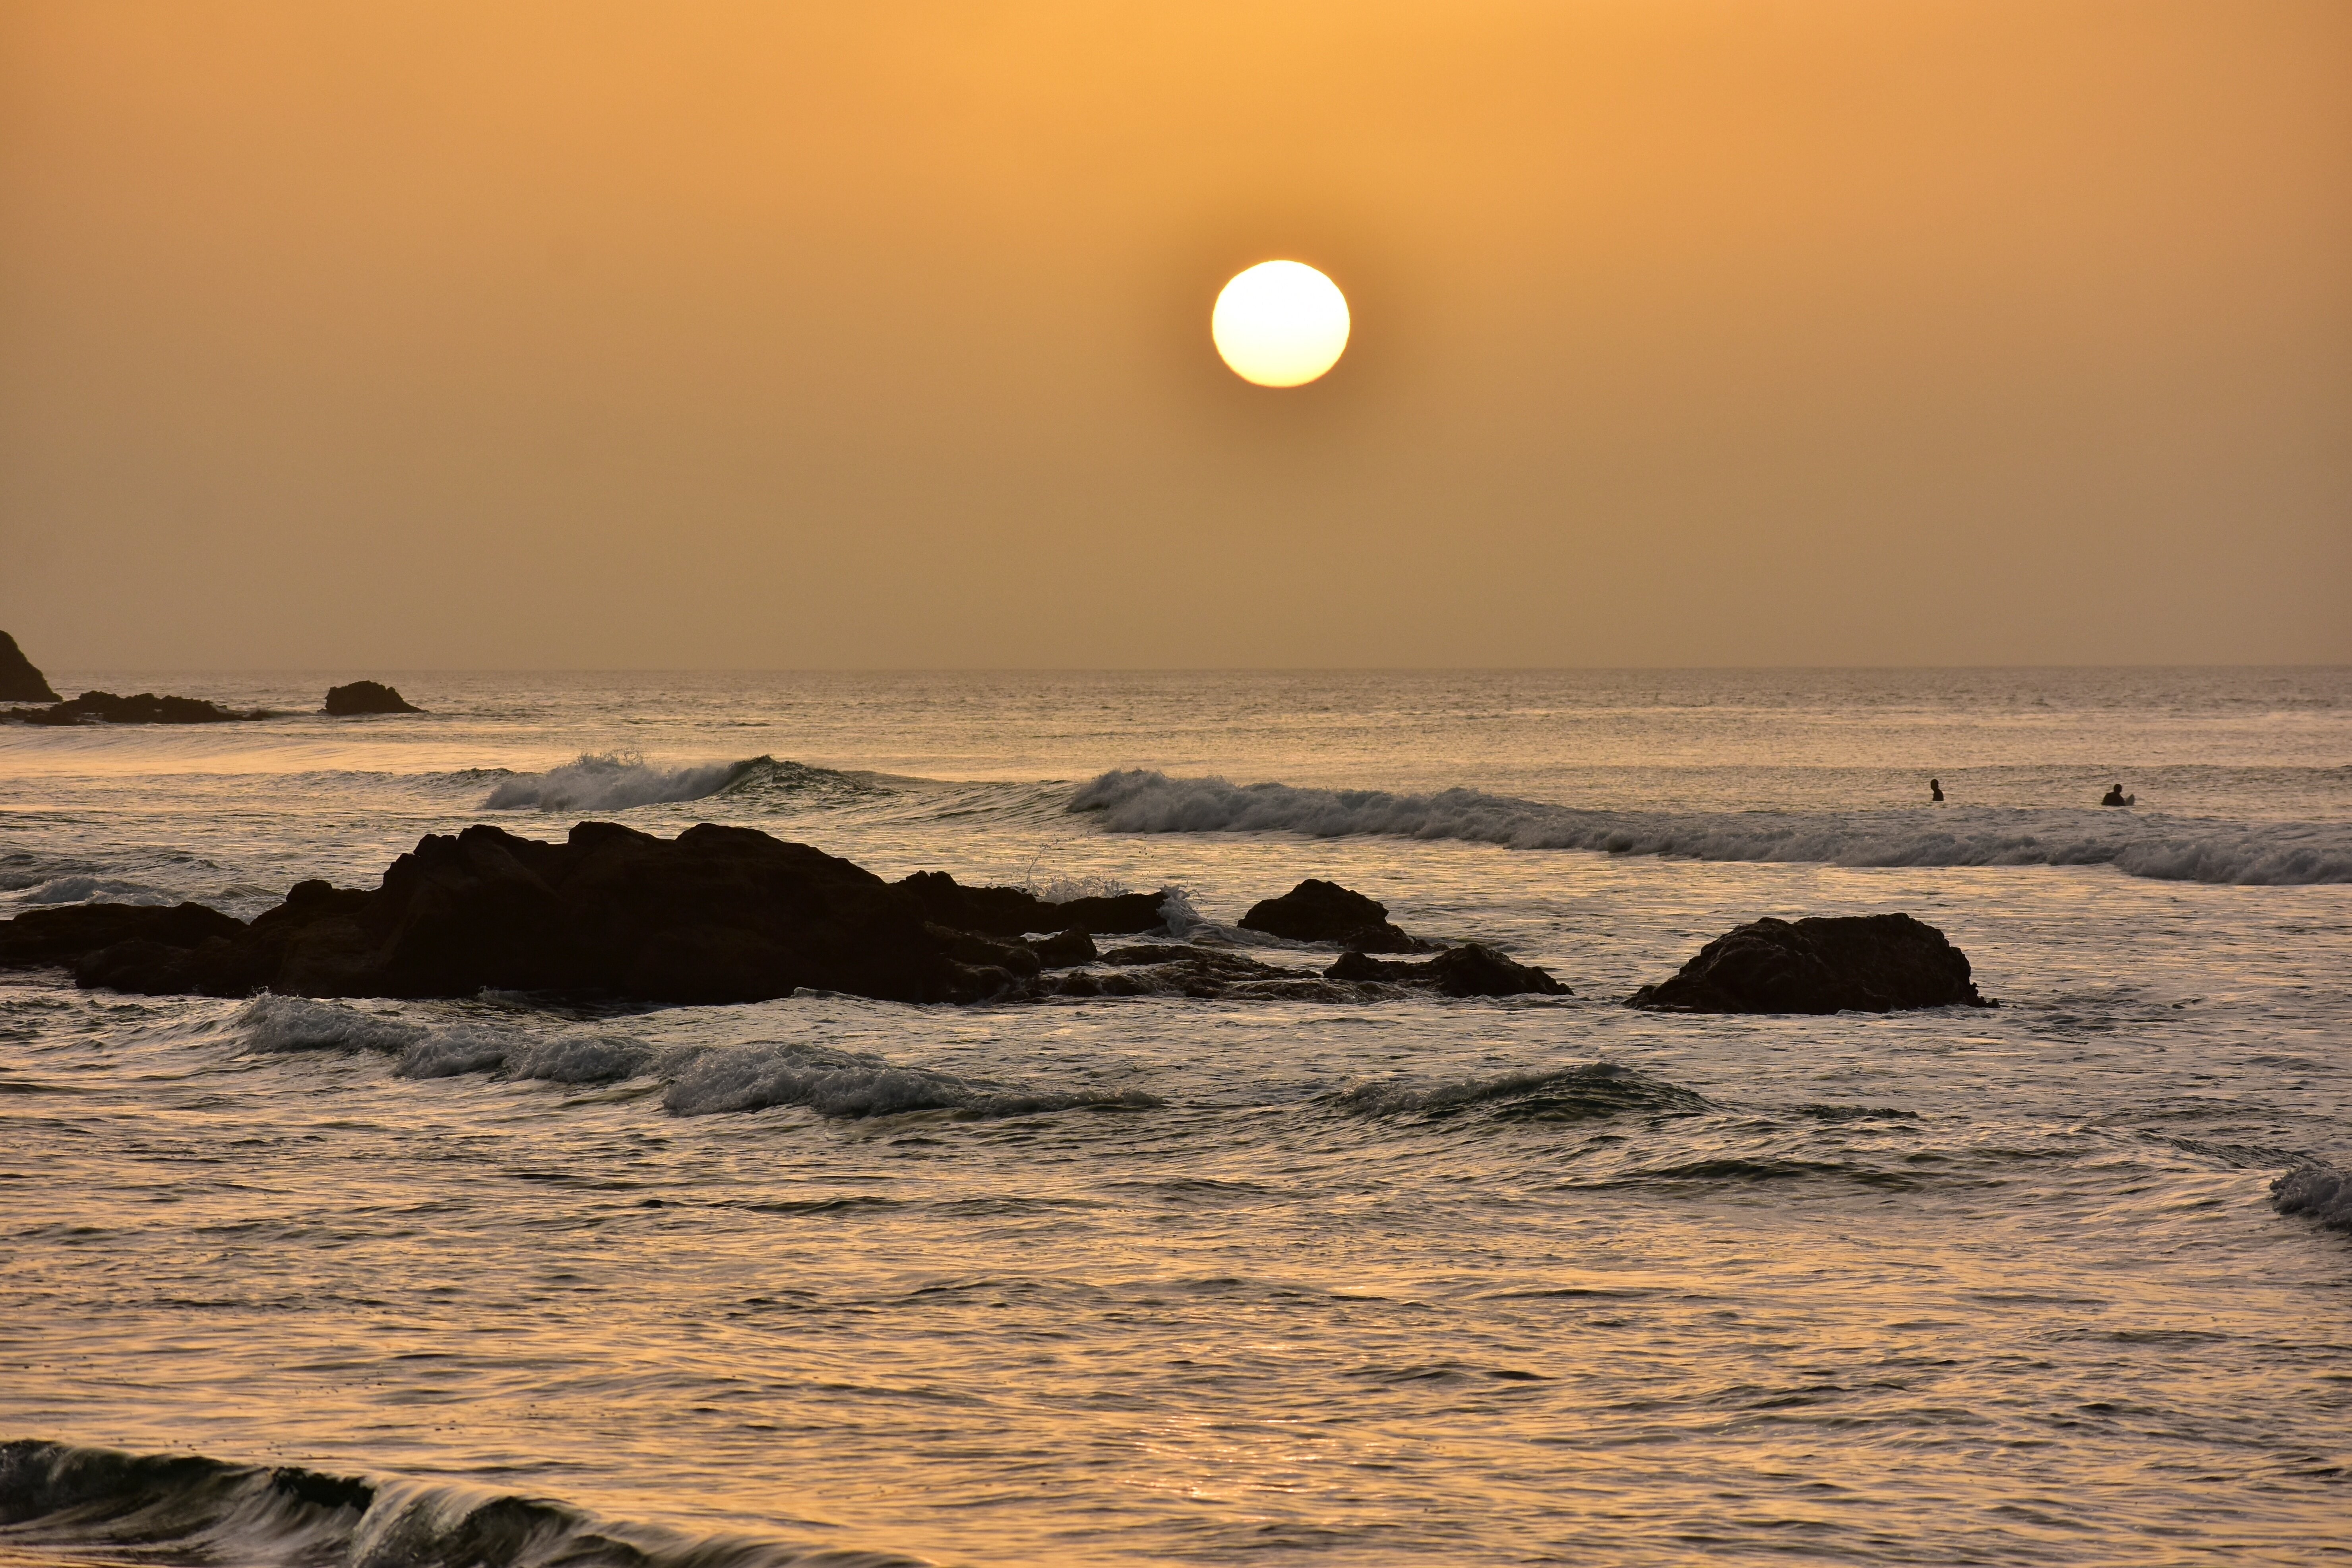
[2,667,2348,1568]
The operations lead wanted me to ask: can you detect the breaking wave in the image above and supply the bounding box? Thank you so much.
[3,874,174,908]
[232,996,655,1085]
[0,1437,915,1568]
[1069,769,2352,886]
[662,1039,1162,1119]
[481,753,882,814]
[2272,1163,2352,1232]
[227,998,1153,1114]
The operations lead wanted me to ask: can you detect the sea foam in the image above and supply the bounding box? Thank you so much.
[230,996,654,1085]
[1069,769,2352,886]
[2272,1163,2352,1232]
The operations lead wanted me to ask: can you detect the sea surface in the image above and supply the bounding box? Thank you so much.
[2,668,2348,1567]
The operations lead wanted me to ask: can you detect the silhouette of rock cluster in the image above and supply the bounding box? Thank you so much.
[0,828,1582,1007]
[3,690,266,725]
[0,830,1987,1014]
[324,680,424,715]
[1628,913,1990,1013]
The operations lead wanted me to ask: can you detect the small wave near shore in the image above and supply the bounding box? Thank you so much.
[0,1438,915,1568]
[1069,769,2352,886]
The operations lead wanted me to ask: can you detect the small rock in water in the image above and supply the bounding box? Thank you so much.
[0,631,60,704]
[1326,943,1569,998]
[1627,913,1990,1014]
[1239,878,1433,953]
[323,680,424,716]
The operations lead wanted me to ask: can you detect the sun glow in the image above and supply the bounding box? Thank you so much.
[1211,261,1350,387]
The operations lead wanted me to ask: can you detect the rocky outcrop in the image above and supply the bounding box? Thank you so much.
[3,691,265,725]
[324,681,423,716]
[9,823,1015,1004]
[0,828,1579,1008]
[0,632,59,703]
[891,870,1166,939]
[1237,878,1432,953]
[1627,914,1990,1014]
[0,902,246,970]
[1327,944,1570,998]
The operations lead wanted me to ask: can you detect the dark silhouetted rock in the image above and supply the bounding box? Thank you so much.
[1627,913,1990,1014]
[1042,942,1360,1001]
[0,827,1577,1011]
[1029,928,1097,968]
[892,870,1165,938]
[324,680,423,716]
[0,902,246,970]
[1238,878,1432,952]
[3,691,264,725]
[0,632,58,704]
[1326,943,1569,998]
[42,822,1017,1005]
[925,922,1043,979]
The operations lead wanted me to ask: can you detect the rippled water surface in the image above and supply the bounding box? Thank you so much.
[3,669,2348,1566]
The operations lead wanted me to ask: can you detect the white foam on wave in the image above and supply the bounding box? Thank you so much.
[2272,1163,2352,1232]
[1069,769,2352,886]
[9,874,176,907]
[479,752,886,814]
[230,996,654,1084]
[662,1039,1161,1118]
[482,752,763,812]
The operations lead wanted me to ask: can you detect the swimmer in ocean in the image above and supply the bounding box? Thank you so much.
[1930,778,1944,802]
[2100,783,2135,807]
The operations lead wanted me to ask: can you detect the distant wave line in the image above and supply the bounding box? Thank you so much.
[1066,769,2352,886]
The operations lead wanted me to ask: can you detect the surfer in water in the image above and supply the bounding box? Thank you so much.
[1929,778,1944,802]
[2101,783,2135,807]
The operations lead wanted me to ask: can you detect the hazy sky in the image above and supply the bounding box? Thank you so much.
[2,0,2346,670]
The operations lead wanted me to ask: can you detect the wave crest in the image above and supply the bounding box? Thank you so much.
[1322,1061,1706,1122]
[1068,769,2352,886]
[2273,1163,2352,1232]
[662,1039,1162,1119]
[482,754,879,814]
[230,997,653,1085]
[0,1438,912,1568]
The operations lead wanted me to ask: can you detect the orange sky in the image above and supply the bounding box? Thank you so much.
[2,0,2345,669]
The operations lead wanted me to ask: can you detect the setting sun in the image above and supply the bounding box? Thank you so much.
[1211,260,1350,387]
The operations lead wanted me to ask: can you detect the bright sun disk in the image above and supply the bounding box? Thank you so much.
[1211,261,1350,387]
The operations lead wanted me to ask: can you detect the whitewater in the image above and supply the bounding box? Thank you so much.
[2,667,2347,1567]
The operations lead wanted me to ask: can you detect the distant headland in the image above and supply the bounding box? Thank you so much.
[0,630,423,723]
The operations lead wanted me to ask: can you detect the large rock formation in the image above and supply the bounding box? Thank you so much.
[1627,914,1990,1014]
[0,632,59,703]
[0,828,1581,1009]
[0,824,1172,1006]
[324,680,423,716]
[3,691,265,725]
[1238,878,1432,953]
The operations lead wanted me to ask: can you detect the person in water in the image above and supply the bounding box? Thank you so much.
[2101,783,2135,807]
[1930,778,1944,802]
